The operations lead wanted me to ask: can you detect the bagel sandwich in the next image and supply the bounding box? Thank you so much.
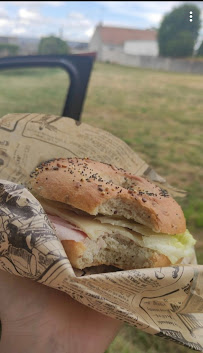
[28,157,196,270]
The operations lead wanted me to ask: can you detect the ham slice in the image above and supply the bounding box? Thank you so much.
[47,214,87,242]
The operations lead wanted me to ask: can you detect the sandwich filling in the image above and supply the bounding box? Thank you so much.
[45,202,196,265]
[29,158,196,268]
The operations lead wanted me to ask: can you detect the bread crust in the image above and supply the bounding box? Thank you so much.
[61,240,86,268]
[29,157,186,235]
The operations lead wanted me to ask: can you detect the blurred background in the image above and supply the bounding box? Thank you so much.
[0,1,202,353]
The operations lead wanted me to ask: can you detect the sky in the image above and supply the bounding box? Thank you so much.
[0,1,203,44]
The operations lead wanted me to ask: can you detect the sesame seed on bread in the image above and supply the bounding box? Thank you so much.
[29,157,186,235]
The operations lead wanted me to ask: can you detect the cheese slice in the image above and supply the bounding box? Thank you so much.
[95,216,161,236]
[43,203,143,243]
[41,200,196,264]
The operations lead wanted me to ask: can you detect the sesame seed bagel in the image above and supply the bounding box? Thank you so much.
[29,157,186,235]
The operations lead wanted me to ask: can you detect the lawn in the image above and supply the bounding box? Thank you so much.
[0,62,202,353]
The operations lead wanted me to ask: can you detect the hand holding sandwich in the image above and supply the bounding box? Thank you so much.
[0,157,197,353]
[0,269,122,353]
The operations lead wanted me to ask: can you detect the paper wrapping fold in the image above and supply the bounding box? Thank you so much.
[0,113,202,351]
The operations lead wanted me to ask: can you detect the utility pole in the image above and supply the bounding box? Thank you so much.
[59,26,63,39]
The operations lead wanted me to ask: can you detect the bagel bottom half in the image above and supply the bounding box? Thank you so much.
[40,199,195,270]
[61,237,171,270]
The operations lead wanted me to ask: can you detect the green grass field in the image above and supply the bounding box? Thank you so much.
[0,63,202,353]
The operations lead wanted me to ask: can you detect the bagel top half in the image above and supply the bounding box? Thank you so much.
[29,157,186,235]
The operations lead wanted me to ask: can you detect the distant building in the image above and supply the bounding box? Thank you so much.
[17,37,40,55]
[67,41,89,54]
[0,36,39,56]
[0,36,18,45]
[89,24,158,61]
[0,36,90,56]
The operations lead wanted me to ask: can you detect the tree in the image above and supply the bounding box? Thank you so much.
[165,31,194,58]
[158,4,201,58]
[0,44,19,56]
[196,41,203,57]
[38,36,70,55]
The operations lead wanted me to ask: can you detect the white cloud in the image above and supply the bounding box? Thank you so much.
[18,8,42,22]
[85,27,94,38]
[57,12,95,40]
[12,27,26,35]
[144,12,163,25]
[0,18,10,27]
[0,6,8,18]
[69,12,86,20]
[68,12,92,27]
[96,2,164,29]
[133,1,181,12]
[98,1,184,28]
[0,3,95,41]
[98,1,181,14]
[0,1,201,42]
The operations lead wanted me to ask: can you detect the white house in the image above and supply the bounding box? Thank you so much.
[89,24,158,61]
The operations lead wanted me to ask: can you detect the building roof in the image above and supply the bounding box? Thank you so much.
[98,25,157,45]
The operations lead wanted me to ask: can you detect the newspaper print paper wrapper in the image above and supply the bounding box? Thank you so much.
[0,113,202,351]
